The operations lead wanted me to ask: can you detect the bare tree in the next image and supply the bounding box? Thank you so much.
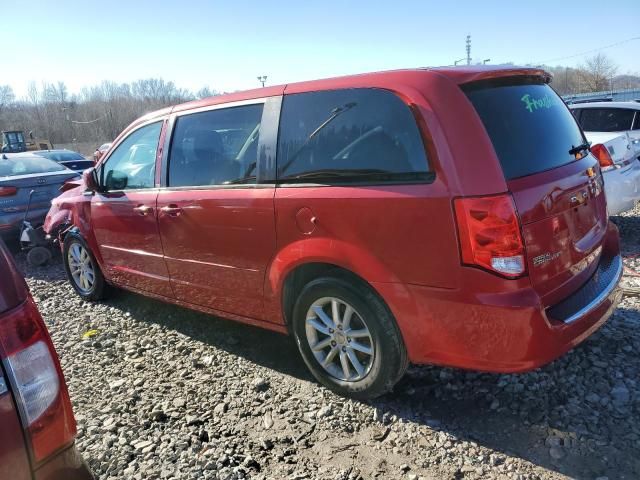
[577,53,618,92]
[0,85,15,115]
[196,86,218,99]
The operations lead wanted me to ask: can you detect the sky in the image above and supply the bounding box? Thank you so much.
[4,0,640,97]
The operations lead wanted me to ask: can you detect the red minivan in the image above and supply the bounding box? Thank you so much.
[0,240,93,479]
[45,66,623,399]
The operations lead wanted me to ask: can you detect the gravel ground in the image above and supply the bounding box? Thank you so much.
[15,205,640,480]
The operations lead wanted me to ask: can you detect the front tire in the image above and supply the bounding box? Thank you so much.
[63,233,107,301]
[292,276,408,400]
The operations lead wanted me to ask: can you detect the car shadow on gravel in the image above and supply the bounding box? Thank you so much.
[374,305,640,480]
[104,287,315,382]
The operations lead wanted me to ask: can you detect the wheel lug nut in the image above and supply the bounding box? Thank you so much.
[347,337,351,342]
[329,328,334,333]
[338,325,342,330]
[331,341,336,346]
[341,346,347,352]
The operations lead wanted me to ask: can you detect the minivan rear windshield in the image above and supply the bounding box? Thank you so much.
[465,81,585,180]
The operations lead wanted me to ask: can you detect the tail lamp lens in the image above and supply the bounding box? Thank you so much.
[590,143,614,170]
[0,186,17,196]
[6,341,60,425]
[0,299,76,463]
[453,193,526,278]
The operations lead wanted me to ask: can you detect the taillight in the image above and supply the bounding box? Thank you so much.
[0,186,17,196]
[591,143,614,170]
[0,298,76,463]
[453,193,526,278]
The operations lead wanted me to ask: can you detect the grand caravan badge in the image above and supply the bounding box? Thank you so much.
[532,251,561,267]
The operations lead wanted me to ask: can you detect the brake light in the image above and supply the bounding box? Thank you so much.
[591,143,614,170]
[0,186,17,196]
[453,193,526,278]
[0,298,76,463]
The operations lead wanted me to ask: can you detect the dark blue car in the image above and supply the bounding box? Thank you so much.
[31,150,95,173]
[0,154,78,241]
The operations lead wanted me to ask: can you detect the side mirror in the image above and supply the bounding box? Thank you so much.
[82,168,99,192]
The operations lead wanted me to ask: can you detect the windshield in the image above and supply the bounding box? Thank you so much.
[0,156,68,177]
[465,81,585,180]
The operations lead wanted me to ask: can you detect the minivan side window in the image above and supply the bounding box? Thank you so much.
[168,104,264,187]
[101,121,162,191]
[277,88,430,183]
[579,108,635,132]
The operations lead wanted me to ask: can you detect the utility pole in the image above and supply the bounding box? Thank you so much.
[257,75,267,88]
[482,58,491,64]
[454,58,466,66]
[466,35,471,65]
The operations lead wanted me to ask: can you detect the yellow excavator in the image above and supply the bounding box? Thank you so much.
[1,130,53,153]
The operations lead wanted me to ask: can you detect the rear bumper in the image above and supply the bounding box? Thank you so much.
[373,223,623,373]
[34,443,93,480]
[603,161,640,215]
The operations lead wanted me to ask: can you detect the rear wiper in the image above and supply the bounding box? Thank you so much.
[569,142,591,156]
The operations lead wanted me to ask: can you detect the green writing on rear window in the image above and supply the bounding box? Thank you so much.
[521,93,555,113]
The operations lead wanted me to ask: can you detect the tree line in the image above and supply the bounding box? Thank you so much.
[0,79,218,146]
[0,54,638,147]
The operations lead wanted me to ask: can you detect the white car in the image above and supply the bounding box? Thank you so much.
[570,101,640,156]
[570,102,640,215]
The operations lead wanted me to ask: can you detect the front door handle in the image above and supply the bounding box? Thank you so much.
[160,205,182,217]
[133,205,154,216]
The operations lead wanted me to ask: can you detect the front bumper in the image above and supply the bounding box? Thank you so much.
[372,224,623,373]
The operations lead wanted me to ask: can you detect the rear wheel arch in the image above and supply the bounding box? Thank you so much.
[281,262,394,333]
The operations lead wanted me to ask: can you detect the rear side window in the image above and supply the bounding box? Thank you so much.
[578,108,635,132]
[277,88,430,183]
[168,104,264,187]
[466,82,585,180]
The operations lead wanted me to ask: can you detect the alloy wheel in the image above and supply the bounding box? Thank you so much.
[67,243,95,294]
[305,297,374,382]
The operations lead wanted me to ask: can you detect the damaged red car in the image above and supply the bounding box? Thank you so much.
[45,66,623,399]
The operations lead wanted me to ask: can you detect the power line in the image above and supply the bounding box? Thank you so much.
[67,112,110,124]
[534,36,640,65]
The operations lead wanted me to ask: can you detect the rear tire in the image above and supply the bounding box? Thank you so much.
[292,276,408,400]
[63,233,108,301]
